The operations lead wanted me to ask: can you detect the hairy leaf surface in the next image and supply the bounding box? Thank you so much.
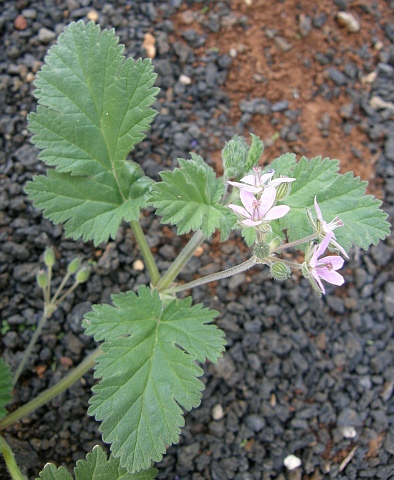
[83,286,226,473]
[25,21,158,245]
[148,154,232,238]
[279,156,390,251]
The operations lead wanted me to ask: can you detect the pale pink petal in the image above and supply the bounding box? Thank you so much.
[316,268,344,286]
[239,175,255,185]
[228,204,249,218]
[269,177,296,187]
[242,219,263,227]
[228,181,261,193]
[314,196,323,221]
[259,170,275,185]
[264,205,290,221]
[330,238,349,259]
[315,232,333,258]
[317,255,344,270]
[258,187,276,216]
[240,190,257,216]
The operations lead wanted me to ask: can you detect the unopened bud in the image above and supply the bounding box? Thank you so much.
[253,242,271,262]
[76,266,91,283]
[67,257,81,274]
[44,247,55,267]
[36,270,48,288]
[268,236,283,252]
[275,181,293,201]
[270,261,291,281]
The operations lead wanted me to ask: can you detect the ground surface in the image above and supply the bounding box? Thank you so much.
[0,1,394,479]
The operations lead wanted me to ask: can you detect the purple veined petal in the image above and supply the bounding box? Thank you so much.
[317,255,344,270]
[315,232,333,258]
[311,270,326,294]
[269,177,296,188]
[264,205,290,221]
[258,187,277,216]
[242,218,263,227]
[228,204,249,218]
[240,189,257,216]
[314,196,324,221]
[316,268,345,286]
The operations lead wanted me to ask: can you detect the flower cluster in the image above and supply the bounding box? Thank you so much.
[228,168,295,230]
[228,169,348,295]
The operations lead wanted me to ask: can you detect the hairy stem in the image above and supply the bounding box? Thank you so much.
[0,435,25,480]
[130,220,160,286]
[156,230,205,292]
[276,234,318,252]
[0,348,102,431]
[163,257,257,294]
[12,312,49,387]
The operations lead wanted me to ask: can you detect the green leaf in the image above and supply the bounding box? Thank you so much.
[0,358,12,419]
[26,166,151,245]
[222,134,263,179]
[83,286,226,473]
[36,446,157,480]
[279,156,390,251]
[25,21,158,245]
[266,152,297,176]
[36,464,73,480]
[244,133,264,172]
[148,154,232,238]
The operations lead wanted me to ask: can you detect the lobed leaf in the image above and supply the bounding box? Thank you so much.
[26,21,158,245]
[148,154,233,238]
[278,156,390,251]
[35,446,157,480]
[83,286,226,473]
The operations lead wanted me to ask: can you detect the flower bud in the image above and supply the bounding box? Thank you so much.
[275,180,293,201]
[268,236,283,252]
[67,257,81,274]
[44,247,55,267]
[270,261,291,281]
[76,266,91,283]
[253,242,271,262]
[36,270,48,288]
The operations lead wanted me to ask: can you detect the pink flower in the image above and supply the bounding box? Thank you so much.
[228,187,290,227]
[228,168,295,194]
[313,197,348,258]
[308,232,345,294]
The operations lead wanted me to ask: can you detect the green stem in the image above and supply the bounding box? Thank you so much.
[130,220,160,286]
[163,257,257,294]
[156,230,206,292]
[0,435,25,480]
[12,312,49,387]
[0,348,102,431]
[276,234,318,252]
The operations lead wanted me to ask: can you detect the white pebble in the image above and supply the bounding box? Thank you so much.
[342,426,357,438]
[179,74,192,85]
[336,12,360,33]
[284,454,301,471]
[211,404,224,420]
[133,259,144,271]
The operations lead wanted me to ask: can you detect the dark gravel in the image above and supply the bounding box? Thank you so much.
[1,1,393,479]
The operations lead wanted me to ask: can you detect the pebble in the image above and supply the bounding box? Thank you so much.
[284,455,302,471]
[38,27,56,44]
[337,12,361,33]
[211,404,224,420]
